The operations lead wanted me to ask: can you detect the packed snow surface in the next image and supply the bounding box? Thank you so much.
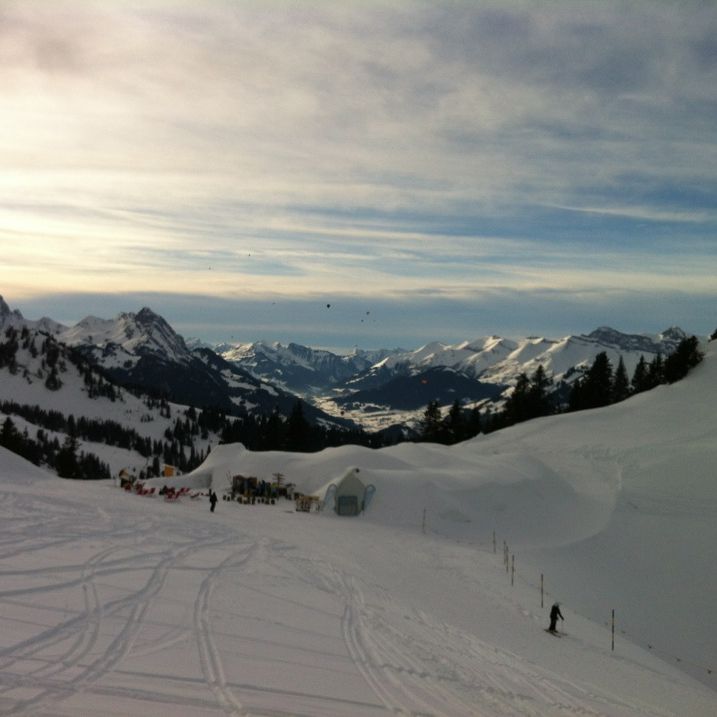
[1,347,716,715]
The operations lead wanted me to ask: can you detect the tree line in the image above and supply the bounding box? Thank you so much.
[567,335,703,411]
[0,416,112,480]
[0,400,216,479]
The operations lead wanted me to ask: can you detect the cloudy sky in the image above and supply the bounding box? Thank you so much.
[2,0,716,349]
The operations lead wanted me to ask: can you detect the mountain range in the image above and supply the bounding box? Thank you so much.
[0,295,694,435]
[212,325,690,430]
[0,296,347,427]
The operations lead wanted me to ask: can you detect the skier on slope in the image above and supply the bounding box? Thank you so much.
[548,601,564,633]
[209,490,218,513]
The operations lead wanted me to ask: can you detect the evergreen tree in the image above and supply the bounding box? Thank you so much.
[663,336,703,383]
[55,435,79,478]
[262,411,284,450]
[646,353,664,389]
[569,353,613,411]
[44,366,62,391]
[446,399,465,444]
[504,373,531,425]
[0,416,20,453]
[631,355,650,394]
[481,405,496,433]
[612,356,630,403]
[285,400,310,451]
[44,338,60,368]
[0,328,19,369]
[502,365,553,424]
[467,407,482,438]
[568,375,582,411]
[584,352,613,408]
[75,451,111,480]
[527,364,553,418]
[420,400,443,442]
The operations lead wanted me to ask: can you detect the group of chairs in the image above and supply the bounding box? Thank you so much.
[122,481,203,501]
[224,493,277,505]
[162,486,203,502]
[123,482,156,497]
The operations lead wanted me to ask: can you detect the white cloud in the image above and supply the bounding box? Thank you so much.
[1,0,716,337]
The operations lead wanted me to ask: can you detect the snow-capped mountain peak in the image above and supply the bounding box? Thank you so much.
[61,307,191,364]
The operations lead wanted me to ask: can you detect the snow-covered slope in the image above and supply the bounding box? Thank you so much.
[0,338,717,717]
[0,325,214,476]
[0,343,716,714]
[178,340,717,688]
[0,445,55,484]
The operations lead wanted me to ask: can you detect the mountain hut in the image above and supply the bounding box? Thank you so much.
[323,467,375,516]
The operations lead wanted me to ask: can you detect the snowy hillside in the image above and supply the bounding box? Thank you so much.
[1,342,715,715]
[0,325,214,477]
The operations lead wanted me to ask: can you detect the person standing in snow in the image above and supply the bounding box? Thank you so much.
[548,602,564,633]
[209,490,218,513]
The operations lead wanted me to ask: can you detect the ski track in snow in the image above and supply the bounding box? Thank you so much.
[193,542,256,716]
[0,481,711,716]
[0,544,111,690]
[283,554,670,717]
[0,489,238,716]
